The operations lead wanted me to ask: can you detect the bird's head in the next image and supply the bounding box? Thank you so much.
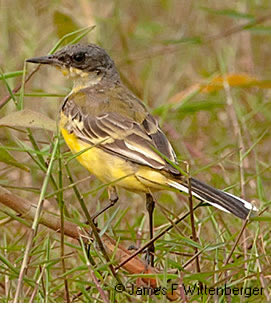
[26,43,120,88]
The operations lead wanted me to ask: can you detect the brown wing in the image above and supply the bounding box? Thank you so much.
[142,114,177,164]
[62,95,180,175]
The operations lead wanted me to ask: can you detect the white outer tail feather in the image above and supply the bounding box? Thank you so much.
[168,179,257,217]
[223,191,257,211]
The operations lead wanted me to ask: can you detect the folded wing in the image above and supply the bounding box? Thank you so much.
[62,98,180,175]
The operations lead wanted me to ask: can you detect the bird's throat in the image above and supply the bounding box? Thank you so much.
[58,66,103,94]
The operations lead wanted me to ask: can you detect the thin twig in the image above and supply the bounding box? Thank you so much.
[58,138,70,303]
[0,185,158,289]
[224,218,250,267]
[115,202,203,270]
[64,163,122,285]
[0,66,40,109]
[188,174,202,289]
[205,13,271,42]
[13,137,59,303]
[79,235,109,303]
[121,14,271,64]
[29,265,46,303]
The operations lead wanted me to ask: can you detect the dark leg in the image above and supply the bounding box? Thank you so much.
[91,186,118,221]
[146,193,155,267]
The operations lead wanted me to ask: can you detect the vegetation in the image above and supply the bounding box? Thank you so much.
[0,0,270,303]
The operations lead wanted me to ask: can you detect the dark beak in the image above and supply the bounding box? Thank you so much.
[26,55,59,65]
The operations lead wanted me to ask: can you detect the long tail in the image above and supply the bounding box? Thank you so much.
[169,177,257,219]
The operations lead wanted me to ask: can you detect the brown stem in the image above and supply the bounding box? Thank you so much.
[0,186,158,288]
[0,66,41,109]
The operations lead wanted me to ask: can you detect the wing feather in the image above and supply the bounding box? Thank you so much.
[62,98,180,175]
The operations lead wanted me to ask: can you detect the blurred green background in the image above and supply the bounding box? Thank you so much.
[0,0,270,303]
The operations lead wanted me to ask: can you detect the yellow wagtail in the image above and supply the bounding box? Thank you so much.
[27,44,257,263]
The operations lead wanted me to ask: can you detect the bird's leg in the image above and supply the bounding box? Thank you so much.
[91,186,118,221]
[145,193,155,267]
[86,187,118,261]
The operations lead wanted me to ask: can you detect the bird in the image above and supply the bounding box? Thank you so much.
[26,43,257,265]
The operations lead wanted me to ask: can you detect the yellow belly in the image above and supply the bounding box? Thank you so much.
[61,127,169,192]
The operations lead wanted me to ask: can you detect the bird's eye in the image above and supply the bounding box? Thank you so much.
[72,52,85,63]
[58,55,65,62]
